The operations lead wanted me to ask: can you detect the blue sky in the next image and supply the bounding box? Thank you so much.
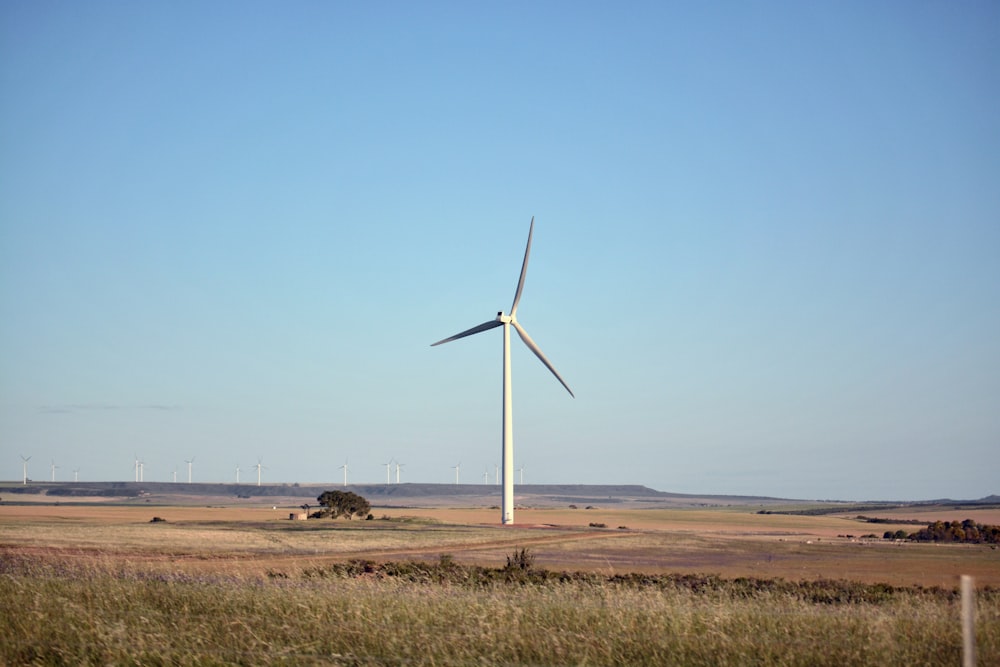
[2,2,997,500]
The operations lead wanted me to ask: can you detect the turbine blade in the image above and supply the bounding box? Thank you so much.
[511,320,574,398]
[510,216,534,316]
[431,319,503,346]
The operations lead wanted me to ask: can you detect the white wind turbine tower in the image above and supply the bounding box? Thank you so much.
[235,464,241,484]
[483,468,489,485]
[518,466,525,485]
[383,459,393,485]
[50,459,59,482]
[73,468,80,482]
[138,460,144,482]
[340,460,349,487]
[432,217,573,525]
[395,461,404,484]
[452,462,461,485]
[185,457,194,483]
[134,455,140,482]
[255,458,266,487]
[20,455,30,485]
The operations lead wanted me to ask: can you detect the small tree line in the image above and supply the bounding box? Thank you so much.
[884,519,1000,544]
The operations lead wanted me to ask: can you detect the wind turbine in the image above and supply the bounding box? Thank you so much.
[185,458,194,483]
[383,459,393,485]
[340,460,348,487]
[134,455,140,482]
[483,468,489,485]
[518,466,525,485]
[138,460,144,483]
[19,455,30,485]
[432,217,573,525]
[255,458,266,487]
[452,462,461,485]
[395,461,404,484]
[235,464,241,484]
[50,459,59,482]
[73,468,80,482]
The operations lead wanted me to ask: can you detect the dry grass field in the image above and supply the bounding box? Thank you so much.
[2,501,998,587]
[2,496,998,665]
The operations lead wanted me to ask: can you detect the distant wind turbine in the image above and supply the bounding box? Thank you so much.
[73,468,80,482]
[432,217,573,525]
[384,459,393,485]
[20,455,30,485]
[235,464,241,484]
[255,458,266,487]
[452,462,461,485]
[518,466,525,485]
[134,455,140,483]
[395,461,404,484]
[50,459,59,482]
[340,460,348,487]
[483,469,489,485]
[185,458,194,484]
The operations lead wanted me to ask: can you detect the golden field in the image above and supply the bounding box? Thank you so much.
[2,496,998,665]
[2,500,997,587]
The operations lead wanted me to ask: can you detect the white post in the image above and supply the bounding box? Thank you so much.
[962,575,976,667]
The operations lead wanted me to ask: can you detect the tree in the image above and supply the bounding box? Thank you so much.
[316,490,371,520]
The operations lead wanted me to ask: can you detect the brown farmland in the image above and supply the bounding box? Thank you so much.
[2,498,998,588]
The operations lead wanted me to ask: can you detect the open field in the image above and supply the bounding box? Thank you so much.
[2,494,998,665]
[2,502,998,587]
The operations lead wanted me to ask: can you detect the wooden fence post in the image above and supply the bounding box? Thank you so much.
[962,574,976,667]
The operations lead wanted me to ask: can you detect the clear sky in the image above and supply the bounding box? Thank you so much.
[2,2,998,500]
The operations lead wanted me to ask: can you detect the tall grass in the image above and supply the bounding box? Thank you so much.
[2,554,996,666]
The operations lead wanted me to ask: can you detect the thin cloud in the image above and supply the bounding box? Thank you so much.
[38,404,181,414]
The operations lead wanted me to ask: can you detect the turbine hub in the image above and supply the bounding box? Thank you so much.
[497,312,512,323]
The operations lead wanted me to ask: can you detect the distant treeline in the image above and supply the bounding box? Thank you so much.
[856,515,924,525]
[757,505,906,516]
[886,520,1000,544]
